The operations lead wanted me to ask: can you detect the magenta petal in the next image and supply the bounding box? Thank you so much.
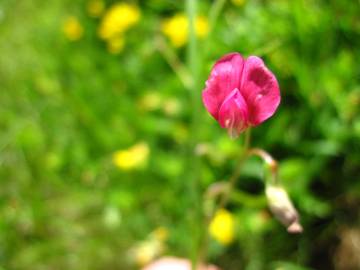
[240,56,281,126]
[218,88,249,139]
[202,53,245,120]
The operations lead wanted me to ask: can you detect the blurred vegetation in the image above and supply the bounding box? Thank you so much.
[0,0,359,269]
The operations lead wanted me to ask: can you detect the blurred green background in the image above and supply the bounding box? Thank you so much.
[0,0,359,269]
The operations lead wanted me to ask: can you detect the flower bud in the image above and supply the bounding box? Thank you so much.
[265,185,303,233]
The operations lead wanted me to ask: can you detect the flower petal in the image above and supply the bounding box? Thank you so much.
[202,53,245,120]
[240,56,280,126]
[218,88,249,139]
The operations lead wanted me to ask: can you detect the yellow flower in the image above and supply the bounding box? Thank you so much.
[98,3,140,40]
[172,124,188,143]
[131,227,168,266]
[103,206,121,228]
[113,142,149,170]
[209,208,235,245]
[151,227,169,242]
[231,0,246,6]
[87,0,105,17]
[162,14,187,47]
[133,240,162,266]
[63,16,83,41]
[138,92,162,111]
[163,98,181,116]
[107,36,125,54]
[195,16,209,38]
[161,14,209,47]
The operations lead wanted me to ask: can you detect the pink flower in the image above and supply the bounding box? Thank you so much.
[202,52,280,138]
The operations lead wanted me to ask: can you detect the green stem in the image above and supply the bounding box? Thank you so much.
[204,0,227,55]
[187,0,198,85]
[208,0,227,32]
[186,0,202,269]
[198,128,252,264]
[218,128,252,208]
[199,133,284,262]
[247,148,279,185]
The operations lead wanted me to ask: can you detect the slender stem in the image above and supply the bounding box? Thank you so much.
[199,135,282,263]
[198,128,252,264]
[208,0,227,33]
[186,0,202,269]
[218,128,252,208]
[244,126,251,150]
[204,0,227,56]
[187,0,198,86]
[247,148,279,185]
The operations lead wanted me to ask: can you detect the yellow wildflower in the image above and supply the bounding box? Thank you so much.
[113,142,149,170]
[132,227,168,266]
[209,208,235,245]
[139,92,162,111]
[98,3,140,40]
[172,124,188,143]
[163,98,181,116]
[87,0,105,17]
[63,16,83,41]
[151,227,169,242]
[161,14,209,47]
[162,14,187,47]
[133,240,162,266]
[231,0,246,6]
[195,16,209,38]
[107,36,125,54]
[103,206,121,228]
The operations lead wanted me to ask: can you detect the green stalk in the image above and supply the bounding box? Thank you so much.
[204,0,227,55]
[208,0,227,32]
[198,129,252,265]
[186,0,202,269]
[218,128,251,208]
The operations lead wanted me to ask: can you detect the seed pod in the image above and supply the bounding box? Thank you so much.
[265,185,303,233]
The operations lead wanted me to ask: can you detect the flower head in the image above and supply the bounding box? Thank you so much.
[208,208,235,245]
[87,0,105,18]
[202,53,280,138]
[231,0,246,7]
[63,16,83,41]
[106,35,125,54]
[113,142,149,170]
[151,227,169,242]
[131,227,168,266]
[98,3,140,40]
[132,240,163,266]
[139,92,162,111]
[161,14,209,47]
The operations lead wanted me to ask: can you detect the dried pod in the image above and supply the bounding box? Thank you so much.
[265,185,303,233]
